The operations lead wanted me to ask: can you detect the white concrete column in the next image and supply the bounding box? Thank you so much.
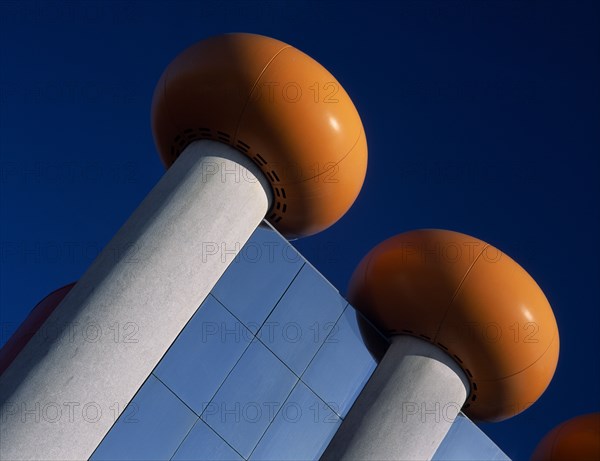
[321,335,469,461]
[0,140,271,461]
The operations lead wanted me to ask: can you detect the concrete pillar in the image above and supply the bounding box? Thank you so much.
[321,335,469,461]
[0,140,271,461]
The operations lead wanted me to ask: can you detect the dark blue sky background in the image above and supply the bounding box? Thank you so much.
[0,1,598,459]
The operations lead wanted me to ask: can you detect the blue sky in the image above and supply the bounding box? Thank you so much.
[0,1,598,459]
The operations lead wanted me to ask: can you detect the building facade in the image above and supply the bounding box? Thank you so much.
[88,223,509,460]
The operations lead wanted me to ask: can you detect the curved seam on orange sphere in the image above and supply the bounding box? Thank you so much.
[287,129,362,185]
[433,244,489,343]
[478,328,558,382]
[232,44,291,144]
[347,229,558,421]
[152,34,367,238]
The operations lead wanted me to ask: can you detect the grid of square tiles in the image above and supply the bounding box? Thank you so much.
[91,223,509,461]
[91,224,385,461]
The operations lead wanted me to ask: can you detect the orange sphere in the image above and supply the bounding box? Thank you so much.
[348,229,559,422]
[531,413,600,461]
[152,33,367,238]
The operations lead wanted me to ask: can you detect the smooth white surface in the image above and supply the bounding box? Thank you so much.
[321,335,469,461]
[0,140,271,461]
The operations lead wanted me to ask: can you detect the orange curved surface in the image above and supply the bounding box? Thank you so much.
[531,413,600,461]
[348,229,559,422]
[152,33,367,238]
